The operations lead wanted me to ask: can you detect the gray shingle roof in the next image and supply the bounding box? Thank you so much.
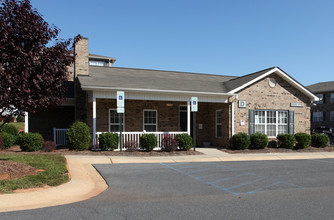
[307,81,334,93]
[79,66,238,93]
[222,67,276,92]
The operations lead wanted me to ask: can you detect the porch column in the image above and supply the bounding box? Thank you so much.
[187,100,191,135]
[93,96,97,150]
[24,112,28,133]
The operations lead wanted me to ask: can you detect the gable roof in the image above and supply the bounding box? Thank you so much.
[78,65,318,101]
[79,66,237,95]
[306,81,334,93]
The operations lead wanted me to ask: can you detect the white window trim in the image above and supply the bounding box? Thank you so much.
[254,110,288,137]
[143,109,158,132]
[109,108,125,132]
[216,110,222,138]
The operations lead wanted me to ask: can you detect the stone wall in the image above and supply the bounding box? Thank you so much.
[233,73,312,135]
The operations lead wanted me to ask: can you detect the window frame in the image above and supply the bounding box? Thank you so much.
[330,111,334,121]
[254,110,288,137]
[89,60,107,66]
[109,108,125,132]
[312,111,324,122]
[315,94,324,104]
[216,110,222,138]
[143,109,158,132]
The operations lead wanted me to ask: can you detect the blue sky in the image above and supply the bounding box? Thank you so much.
[30,0,333,86]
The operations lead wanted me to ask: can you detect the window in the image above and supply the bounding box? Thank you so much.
[312,112,324,122]
[143,110,157,131]
[109,109,124,132]
[216,110,222,138]
[330,111,334,121]
[89,60,107,66]
[254,110,288,136]
[315,94,324,104]
[331,93,334,103]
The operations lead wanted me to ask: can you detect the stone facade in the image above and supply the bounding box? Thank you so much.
[74,38,89,76]
[310,91,334,129]
[233,73,312,135]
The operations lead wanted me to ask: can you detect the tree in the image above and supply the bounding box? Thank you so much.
[0,0,75,127]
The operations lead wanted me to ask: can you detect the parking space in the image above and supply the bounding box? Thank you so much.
[160,162,304,195]
[2,159,334,220]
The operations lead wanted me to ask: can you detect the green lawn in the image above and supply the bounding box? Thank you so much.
[0,154,69,193]
[9,122,25,131]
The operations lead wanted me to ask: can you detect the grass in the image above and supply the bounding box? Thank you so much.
[9,122,25,131]
[0,154,69,193]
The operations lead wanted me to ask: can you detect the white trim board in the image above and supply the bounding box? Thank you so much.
[227,67,319,102]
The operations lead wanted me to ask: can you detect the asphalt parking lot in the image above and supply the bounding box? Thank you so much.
[2,159,334,220]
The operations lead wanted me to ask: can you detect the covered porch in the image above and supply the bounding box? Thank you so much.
[87,89,233,150]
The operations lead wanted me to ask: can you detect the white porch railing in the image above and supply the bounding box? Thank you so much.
[53,128,69,145]
[96,131,187,150]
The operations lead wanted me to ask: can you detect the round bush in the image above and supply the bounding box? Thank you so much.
[268,140,278,148]
[231,132,250,150]
[16,115,25,122]
[161,134,178,152]
[176,134,193,151]
[250,133,268,149]
[17,133,43,152]
[311,133,329,148]
[67,121,91,151]
[0,132,16,149]
[0,124,18,136]
[139,134,157,151]
[277,133,296,149]
[294,133,311,149]
[99,132,119,151]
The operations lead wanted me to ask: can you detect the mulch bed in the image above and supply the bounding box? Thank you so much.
[0,160,41,181]
[220,146,334,154]
[0,145,203,157]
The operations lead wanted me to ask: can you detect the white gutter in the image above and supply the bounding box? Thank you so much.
[81,85,237,97]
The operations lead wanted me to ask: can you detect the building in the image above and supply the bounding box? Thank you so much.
[307,81,334,129]
[28,38,319,148]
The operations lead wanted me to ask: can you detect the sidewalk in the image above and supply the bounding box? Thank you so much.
[1,149,334,212]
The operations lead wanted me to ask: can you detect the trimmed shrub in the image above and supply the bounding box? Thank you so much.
[294,133,311,149]
[16,115,25,122]
[250,133,268,149]
[139,134,157,151]
[99,132,119,151]
[231,132,250,150]
[18,133,44,152]
[161,134,178,152]
[67,121,91,151]
[0,124,18,136]
[311,133,329,148]
[42,141,57,152]
[124,140,139,152]
[176,134,193,151]
[0,132,16,149]
[268,140,278,148]
[277,133,296,149]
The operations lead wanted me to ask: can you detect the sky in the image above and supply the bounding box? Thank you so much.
[30,0,333,86]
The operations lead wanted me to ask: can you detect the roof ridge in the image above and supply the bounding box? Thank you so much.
[105,66,237,78]
[225,67,276,82]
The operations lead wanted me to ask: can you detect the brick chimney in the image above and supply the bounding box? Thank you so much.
[74,37,89,77]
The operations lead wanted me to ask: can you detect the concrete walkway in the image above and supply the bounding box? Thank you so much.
[1,148,334,212]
